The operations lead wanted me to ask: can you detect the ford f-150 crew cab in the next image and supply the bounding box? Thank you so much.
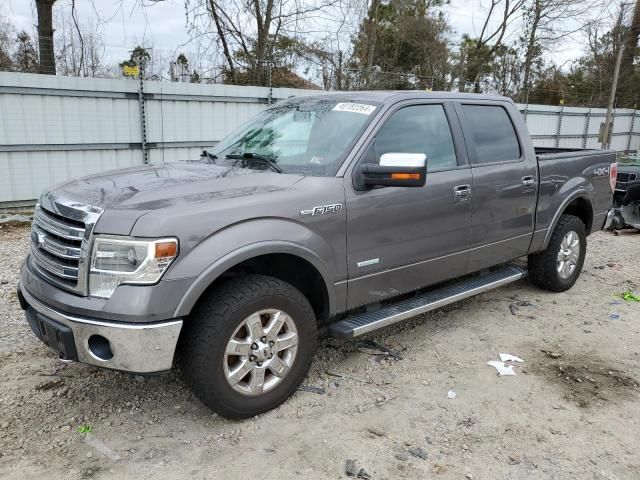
[18,91,616,418]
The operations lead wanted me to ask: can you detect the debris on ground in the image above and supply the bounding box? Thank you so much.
[509,300,535,315]
[357,468,371,479]
[499,353,524,363]
[356,339,404,360]
[325,370,373,384]
[84,433,121,461]
[487,361,516,376]
[487,353,524,376]
[508,453,522,465]
[408,446,428,460]
[447,390,457,399]
[366,427,386,437]
[345,459,358,477]
[542,349,563,359]
[459,416,477,427]
[433,463,447,474]
[297,385,326,394]
[35,377,65,391]
[617,291,640,302]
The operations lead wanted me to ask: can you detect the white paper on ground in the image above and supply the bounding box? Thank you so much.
[447,390,457,399]
[487,361,517,376]
[84,433,122,461]
[499,353,524,363]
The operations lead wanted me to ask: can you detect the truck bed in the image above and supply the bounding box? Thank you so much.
[535,146,603,159]
[531,147,615,246]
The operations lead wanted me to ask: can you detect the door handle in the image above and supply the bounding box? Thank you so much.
[454,184,472,202]
[521,176,535,187]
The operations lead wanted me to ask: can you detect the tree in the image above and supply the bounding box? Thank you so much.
[175,53,189,81]
[0,17,15,71]
[55,12,106,77]
[621,0,640,73]
[456,0,526,92]
[181,0,341,86]
[351,0,451,90]
[455,35,495,92]
[519,0,596,103]
[36,0,57,74]
[488,43,523,95]
[207,0,236,83]
[121,46,151,71]
[14,31,40,73]
[530,9,640,109]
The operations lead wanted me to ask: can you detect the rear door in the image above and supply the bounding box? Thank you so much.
[344,101,473,309]
[455,102,537,272]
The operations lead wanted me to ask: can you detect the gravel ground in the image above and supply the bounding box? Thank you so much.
[0,223,639,480]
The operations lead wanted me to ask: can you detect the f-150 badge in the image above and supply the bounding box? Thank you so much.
[300,203,343,216]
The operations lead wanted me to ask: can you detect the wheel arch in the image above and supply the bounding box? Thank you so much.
[174,242,335,327]
[541,192,594,250]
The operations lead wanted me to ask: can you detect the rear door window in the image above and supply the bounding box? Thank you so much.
[462,105,521,163]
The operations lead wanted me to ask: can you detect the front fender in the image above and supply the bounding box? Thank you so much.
[167,218,343,318]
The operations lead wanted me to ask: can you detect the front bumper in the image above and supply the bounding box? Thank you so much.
[18,283,183,374]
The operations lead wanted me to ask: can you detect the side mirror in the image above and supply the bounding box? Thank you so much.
[358,153,427,189]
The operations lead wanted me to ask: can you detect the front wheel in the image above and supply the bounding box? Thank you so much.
[528,214,587,292]
[179,274,317,418]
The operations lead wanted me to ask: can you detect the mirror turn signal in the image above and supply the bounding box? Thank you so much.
[358,153,427,189]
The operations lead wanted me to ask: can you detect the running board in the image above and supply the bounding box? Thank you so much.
[329,265,527,339]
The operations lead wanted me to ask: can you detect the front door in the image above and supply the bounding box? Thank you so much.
[456,102,538,272]
[344,101,473,309]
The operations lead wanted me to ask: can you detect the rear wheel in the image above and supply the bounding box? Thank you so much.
[528,214,587,292]
[179,274,317,418]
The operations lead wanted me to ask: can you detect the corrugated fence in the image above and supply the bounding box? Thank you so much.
[1,71,639,206]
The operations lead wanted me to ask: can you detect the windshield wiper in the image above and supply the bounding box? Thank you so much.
[225,152,283,173]
[200,150,218,163]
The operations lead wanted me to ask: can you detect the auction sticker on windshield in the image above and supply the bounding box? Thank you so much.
[332,103,377,115]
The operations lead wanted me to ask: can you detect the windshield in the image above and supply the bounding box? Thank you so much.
[207,99,380,176]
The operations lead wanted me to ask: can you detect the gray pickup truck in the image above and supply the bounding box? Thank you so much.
[18,91,616,418]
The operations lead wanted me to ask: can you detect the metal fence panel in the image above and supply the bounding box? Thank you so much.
[1,71,639,205]
[517,104,640,153]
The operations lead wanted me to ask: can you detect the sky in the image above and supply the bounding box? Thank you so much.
[2,0,593,75]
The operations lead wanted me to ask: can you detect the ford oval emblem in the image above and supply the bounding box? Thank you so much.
[36,231,46,248]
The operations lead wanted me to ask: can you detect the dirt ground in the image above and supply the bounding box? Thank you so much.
[0,223,639,480]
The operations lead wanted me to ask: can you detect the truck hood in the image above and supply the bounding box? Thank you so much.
[48,162,303,235]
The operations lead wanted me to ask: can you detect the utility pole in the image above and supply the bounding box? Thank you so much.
[602,2,633,149]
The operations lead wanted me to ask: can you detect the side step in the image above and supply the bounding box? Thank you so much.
[329,265,526,339]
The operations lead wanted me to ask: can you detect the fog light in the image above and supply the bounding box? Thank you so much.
[88,335,113,361]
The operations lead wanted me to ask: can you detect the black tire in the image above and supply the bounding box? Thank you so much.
[528,214,587,292]
[179,274,317,419]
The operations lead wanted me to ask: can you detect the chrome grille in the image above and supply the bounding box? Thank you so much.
[617,172,637,184]
[30,205,86,289]
[616,172,638,192]
[29,198,102,294]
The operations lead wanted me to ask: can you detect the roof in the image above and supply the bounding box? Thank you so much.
[283,90,514,105]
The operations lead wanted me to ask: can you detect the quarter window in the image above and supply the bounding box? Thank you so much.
[373,105,458,170]
[462,105,521,163]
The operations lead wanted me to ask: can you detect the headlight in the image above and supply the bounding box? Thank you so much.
[89,236,178,298]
